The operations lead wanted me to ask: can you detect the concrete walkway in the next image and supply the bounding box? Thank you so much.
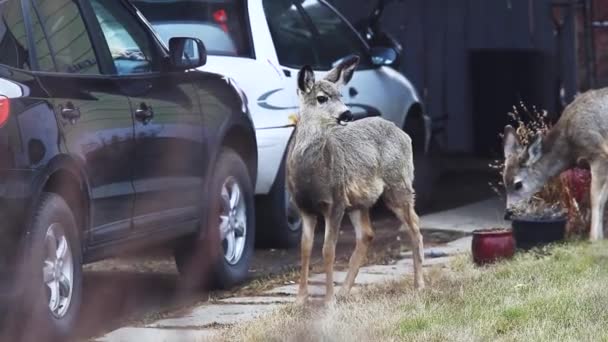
[422,197,508,233]
[97,198,508,342]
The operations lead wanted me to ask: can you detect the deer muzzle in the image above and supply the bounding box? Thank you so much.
[504,209,514,220]
[337,110,353,125]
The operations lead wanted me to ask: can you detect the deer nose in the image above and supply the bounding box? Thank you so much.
[504,209,514,220]
[338,110,353,122]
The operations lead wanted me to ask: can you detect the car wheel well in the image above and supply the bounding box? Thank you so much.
[221,127,257,184]
[403,103,426,154]
[43,170,88,238]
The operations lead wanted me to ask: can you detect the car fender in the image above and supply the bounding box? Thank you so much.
[29,153,92,241]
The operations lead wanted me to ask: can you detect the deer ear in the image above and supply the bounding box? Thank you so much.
[297,65,315,94]
[527,134,543,164]
[324,55,359,86]
[503,125,522,158]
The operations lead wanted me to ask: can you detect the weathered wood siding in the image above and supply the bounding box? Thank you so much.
[330,0,578,155]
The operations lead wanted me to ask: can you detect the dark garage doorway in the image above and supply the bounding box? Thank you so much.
[470,49,556,158]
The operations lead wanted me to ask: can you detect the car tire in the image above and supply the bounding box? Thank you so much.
[255,156,302,249]
[13,193,82,342]
[175,148,255,290]
[413,135,441,211]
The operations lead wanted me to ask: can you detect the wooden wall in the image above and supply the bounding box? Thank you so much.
[330,0,578,155]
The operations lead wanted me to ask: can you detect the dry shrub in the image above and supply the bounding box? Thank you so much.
[491,103,590,236]
[560,168,592,236]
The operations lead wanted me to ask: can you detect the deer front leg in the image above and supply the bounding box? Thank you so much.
[297,213,317,305]
[322,207,344,305]
[589,162,608,241]
[339,209,374,297]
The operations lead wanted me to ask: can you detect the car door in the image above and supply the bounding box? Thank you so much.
[28,0,136,243]
[133,0,291,131]
[87,0,206,234]
[295,0,407,127]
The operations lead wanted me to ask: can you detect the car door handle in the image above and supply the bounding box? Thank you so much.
[59,102,81,124]
[349,87,358,97]
[134,103,154,124]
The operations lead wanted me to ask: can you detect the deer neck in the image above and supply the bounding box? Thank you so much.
[291,114,338,163]
[295,111,338,142]
[299,110,338,130]
[530,126,572,182]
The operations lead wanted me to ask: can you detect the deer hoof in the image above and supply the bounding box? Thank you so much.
[336,287,351,299]
[323,295,337,307]
[296,294,309,306]
[589,231,603,241]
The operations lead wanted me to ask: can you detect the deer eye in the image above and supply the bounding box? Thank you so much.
[514,181,523,191]
[316,95,328,104]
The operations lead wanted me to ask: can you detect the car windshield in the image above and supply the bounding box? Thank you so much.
[93,1,144,61]
[298,0,370,69]
[133,0,251,57]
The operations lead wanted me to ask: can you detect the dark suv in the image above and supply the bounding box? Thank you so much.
[0,0,257,339]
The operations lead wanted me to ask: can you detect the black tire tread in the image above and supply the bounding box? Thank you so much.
[255,156,300,249]
[175,148,255,290]
[12,193,82,342]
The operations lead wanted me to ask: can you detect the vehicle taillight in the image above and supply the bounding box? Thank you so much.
[213,9,228,32]
[0,96,9,127]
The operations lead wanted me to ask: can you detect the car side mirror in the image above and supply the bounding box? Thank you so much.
[370,46,398,67]
[168,37,207,70]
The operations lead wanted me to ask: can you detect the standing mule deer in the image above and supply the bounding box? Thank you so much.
[503,88,608,241]
[286,56,424,305]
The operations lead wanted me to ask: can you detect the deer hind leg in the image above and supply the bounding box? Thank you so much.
[322,206,344,305]
[589,161,608,241]
[385,188,425,289]
[297,213,317,305]
[338,209,374,297]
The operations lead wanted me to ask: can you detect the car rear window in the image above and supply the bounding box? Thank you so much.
[0,0,31,70]
[30,0,100,74]
[133,0,252,58]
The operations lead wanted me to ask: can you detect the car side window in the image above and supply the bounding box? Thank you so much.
[0,0,31,70]
[30,0,100,74]
[134,0,253,58]
[27,4,54,73]
[300,0,370,69]
[89,0,157,75]
[262,0,320,69]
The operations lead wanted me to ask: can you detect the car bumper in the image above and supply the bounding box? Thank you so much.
[254,126,294,195]
[0,169,36,298]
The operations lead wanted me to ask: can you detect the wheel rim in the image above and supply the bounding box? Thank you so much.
[219,177,247,265]
[285,188,302,232]
[43,223,74,319]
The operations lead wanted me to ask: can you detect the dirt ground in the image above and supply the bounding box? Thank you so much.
[76,216,463,339]
[251,220,462,277]
[73,163,494,340]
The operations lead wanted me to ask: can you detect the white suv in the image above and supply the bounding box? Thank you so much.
[134,0,435,248]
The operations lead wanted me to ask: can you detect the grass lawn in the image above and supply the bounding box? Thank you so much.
[217,241,608,341]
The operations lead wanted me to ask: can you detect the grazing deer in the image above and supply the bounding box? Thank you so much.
[503,88,608,241]
[286,56,424,305]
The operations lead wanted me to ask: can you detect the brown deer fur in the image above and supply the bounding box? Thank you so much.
[503,88,608,241]
[286,56,424,305]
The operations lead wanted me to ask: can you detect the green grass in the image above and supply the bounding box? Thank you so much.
[217,242,608,342]
[397,243,608,341]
